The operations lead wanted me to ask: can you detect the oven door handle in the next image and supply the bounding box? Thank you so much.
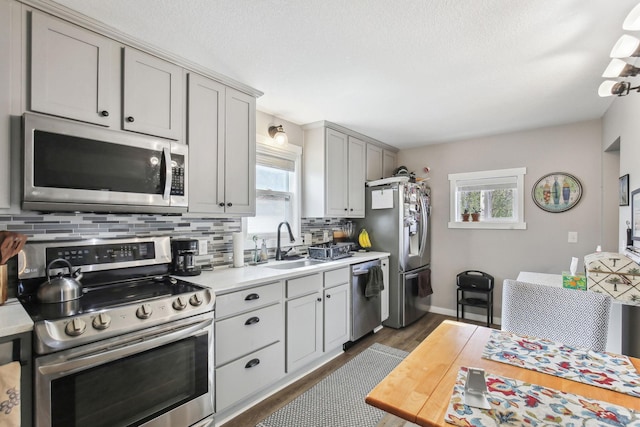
[38,317,212,376]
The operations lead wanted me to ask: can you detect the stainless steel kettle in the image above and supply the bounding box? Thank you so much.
[37,258,83,303]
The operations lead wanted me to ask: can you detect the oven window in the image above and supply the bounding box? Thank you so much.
[34,130,165,195]
[50,335,208,427]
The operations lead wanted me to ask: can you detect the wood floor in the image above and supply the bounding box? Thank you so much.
[221,313,494,427]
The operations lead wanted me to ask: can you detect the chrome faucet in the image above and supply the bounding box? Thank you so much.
[275,221,295,260]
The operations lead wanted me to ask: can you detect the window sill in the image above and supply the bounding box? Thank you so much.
[448,221,527,230]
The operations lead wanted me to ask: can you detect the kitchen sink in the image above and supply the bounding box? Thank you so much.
[265,259,325,269]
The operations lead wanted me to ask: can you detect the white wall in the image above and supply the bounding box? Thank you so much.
[398,119,609,322]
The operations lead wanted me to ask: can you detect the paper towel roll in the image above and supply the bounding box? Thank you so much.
[233,232,244,267]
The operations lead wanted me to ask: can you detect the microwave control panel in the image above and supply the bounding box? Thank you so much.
[170,164,185,196]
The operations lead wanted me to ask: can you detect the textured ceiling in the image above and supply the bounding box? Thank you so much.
[51,0,639,148]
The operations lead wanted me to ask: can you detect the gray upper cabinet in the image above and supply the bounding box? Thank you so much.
[382,149,397,178]
[303,126,365,218]
[30,11,113,127]
[123,47,183,140]
[366,143,383,181]
[30,12,184,140]
[188,73,256,215]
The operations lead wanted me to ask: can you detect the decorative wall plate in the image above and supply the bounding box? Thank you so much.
[532,172,582,213]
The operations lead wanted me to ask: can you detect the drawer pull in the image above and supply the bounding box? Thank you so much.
[245,358,260,369]
[244,316,260,326]
[245,293,260,301]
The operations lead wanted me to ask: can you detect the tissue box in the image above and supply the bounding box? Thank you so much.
[562,272,586,290]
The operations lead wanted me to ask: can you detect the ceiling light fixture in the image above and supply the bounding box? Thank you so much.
[610,34,640,58]
[598,2,640,97]
[598,80,640,97]
[602,58,640,78]
[268,125,288,145]
[623,2,640,31]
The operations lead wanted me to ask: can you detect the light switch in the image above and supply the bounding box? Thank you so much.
[568,231,578,243]
[198,239,208,255]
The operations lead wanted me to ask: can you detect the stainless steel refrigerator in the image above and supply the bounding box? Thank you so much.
[356,180,431,328]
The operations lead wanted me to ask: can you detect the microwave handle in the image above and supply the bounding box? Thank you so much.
[162,147,172,200]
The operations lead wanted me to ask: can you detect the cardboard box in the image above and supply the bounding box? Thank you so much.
[562,272,586,290]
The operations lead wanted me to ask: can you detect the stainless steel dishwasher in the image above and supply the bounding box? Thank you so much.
[349,259,382,346]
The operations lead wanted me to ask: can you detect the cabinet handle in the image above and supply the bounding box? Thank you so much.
[317,297,322,302]
[245,293,260,301]
[126,116,135,123]
[244,316,260,325]
[245,358,260,369]
[350,208,353,211]
[227,203,233,207]
[218,202,225,207]
[344,208,348,211]
[100,110,109,117]
[326,294,331,298]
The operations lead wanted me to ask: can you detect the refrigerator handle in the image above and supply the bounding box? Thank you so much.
[418,193,428,259]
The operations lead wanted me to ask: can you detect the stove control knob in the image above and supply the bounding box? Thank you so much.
[189,293,203,307]
[136,303,153,319]
[92,313,111,330]
[173,296,188,311]
[65,318,87,337]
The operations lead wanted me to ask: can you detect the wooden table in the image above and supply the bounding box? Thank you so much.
[365,320,640,427]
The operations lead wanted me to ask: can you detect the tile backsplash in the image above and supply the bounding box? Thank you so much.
[0,213,350,267]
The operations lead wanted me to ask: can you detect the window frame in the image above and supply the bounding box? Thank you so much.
[448,167,527,230]
[242,135,302,248]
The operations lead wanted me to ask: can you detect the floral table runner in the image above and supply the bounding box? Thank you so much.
[482,329,640,397]
[445,367,640,426]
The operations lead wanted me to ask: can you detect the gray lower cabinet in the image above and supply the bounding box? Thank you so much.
[214,281,284,412]
[323,267,350,351]
[285,273,323,372]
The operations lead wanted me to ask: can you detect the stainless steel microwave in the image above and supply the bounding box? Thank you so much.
[23,113,188,213]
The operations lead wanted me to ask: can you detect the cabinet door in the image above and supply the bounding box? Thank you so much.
[286,292,322,372]
[325,129,349,217]
[348,136,366,217]
[366,143,383,181]
[381,258,390,322]
[31,11,112,126]
[224,88,256,215]
[383,149,397,178]
[324,283,350,351]
[0,0,15,209]
[123,47,183,140]
[187,73,225,213]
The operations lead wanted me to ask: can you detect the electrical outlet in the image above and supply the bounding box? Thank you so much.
[304,233,313,245]
[568,231,578,243]
[197,238,208,255]
[323,230,330,242]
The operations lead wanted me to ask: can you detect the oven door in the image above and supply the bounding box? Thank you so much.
[23,112,188,213]
[34,313,213,427]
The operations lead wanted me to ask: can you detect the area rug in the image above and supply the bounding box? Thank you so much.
[255,343,408,427]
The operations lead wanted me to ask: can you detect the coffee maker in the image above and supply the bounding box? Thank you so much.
[171,238,201,276]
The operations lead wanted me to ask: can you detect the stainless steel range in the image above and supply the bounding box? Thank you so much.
[18,236,215,427]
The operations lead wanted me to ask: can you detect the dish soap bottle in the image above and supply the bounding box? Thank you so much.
[260,239,268,261]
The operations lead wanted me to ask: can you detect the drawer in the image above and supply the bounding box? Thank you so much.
[286,273,322,299]
[215,281,283,318]
[215,341,285,411]
[324,267,349,288]
[215,303,283,366]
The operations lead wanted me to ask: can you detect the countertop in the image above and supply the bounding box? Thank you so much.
[183,251,390,295]
[0,251,390,339]
[0,298,34,337]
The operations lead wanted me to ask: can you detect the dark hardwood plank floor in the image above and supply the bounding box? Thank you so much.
[221,314,495,427]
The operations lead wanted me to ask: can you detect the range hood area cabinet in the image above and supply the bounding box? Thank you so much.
[30,10,183,141]
[303,126,366,218]
[187,73,256,215]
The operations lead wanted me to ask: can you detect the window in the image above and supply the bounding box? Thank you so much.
[244,139,302,246]
[448,167,526,229]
